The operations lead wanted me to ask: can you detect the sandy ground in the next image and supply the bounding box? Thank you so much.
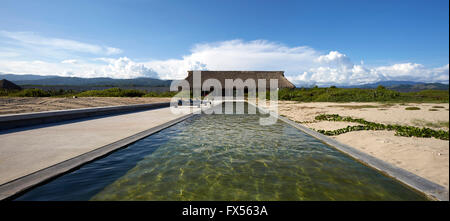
[278,101,449,188]
[0,97,171,115]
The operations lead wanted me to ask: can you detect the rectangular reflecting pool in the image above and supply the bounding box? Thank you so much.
[15,102,427,200]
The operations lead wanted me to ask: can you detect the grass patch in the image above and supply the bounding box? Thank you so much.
[143,91,178,97]
[328,104,379,109]
[429,109,439,111]
[411,119,449,129]
[327,104,394,109]
[315,114,449,140]
[432,106,445,108]
[405,107,420,110]
[277,87,448,103]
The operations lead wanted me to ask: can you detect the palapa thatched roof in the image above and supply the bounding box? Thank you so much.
[0,79,22,90]
[185,71,295,89]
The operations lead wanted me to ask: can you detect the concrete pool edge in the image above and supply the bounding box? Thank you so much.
[259,106,449,201]
[0,111,195,201]
[0,102,170,131]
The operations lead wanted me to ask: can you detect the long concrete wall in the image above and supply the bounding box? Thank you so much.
[0,102,170,131]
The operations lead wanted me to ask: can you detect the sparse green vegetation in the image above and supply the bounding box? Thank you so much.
[0,88,76,97]
[76,88,146,97]
[429,109,439,111]
[143,91,178,97]
[315,114,449,140]
[405,107,421,110]
[0,87,176,98]
[432,106,445,108]
[411,119,449,129]
[277,87,449,103]
[327,104,394,109]
[3,85,449,102]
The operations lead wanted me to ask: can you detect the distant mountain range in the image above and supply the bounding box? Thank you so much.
[0,73,448,92]
[343,81,449,92]
[0,73,171,87]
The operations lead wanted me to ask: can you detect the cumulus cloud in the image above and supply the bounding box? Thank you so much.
[144,40,320,80]
[142,40,448,85]
[0,35,447,85]
[0,57,158,79]
[93,57,158,79]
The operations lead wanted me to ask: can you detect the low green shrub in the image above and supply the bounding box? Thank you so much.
[276,87,448,103]
[76,88,146,97]
[143,91,177,97]
[1,88,78,97]
[405,107,421,110]
[9,88,51,97]
[1,87,177,98]
[315,114,449,140]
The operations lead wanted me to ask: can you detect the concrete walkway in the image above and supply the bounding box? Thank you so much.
[0,107,192,186]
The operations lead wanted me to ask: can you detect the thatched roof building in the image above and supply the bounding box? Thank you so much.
[185,71,295,90]
[0,79,22,90]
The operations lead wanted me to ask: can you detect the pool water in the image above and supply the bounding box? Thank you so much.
[16,103,427,201]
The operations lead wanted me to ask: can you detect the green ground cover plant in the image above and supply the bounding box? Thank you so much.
[405,107,421,110]
[314,114,449,140]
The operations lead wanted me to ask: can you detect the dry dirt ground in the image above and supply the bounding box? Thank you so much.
[277,101,449,188]
[0,97,171,115]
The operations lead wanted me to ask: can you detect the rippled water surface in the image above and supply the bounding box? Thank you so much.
[16,103,427,201]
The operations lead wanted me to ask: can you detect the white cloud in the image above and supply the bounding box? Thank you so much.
[144,39,321,80]
[373,64,443,84]
[105,47,123,55]
[142,40,448,85]
[0,49,21,58]
[0,36,447,85]
[61,59,78,64]
[93,57,158,79]
[316,51,352,67]
[0,31,122,55]
[0,57,158,79]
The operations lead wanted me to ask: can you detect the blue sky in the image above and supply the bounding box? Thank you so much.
[0,0,448,85]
